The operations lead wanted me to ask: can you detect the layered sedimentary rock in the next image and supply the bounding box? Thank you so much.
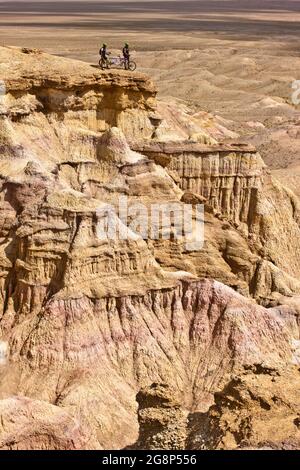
[134,366,300,451]
[1,277,298,449]
[0,397,97,450]
[132,383,188,450]
[131,141,263,227]
[0,46,299,450]
[1,46,157,142]
[1,46,299,303]
[188,366,300,450]
[132,140,300,303]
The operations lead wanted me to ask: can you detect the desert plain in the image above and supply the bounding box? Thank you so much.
[0,0,300,451]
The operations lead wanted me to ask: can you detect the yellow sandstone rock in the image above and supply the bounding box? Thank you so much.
[0,47,299,449]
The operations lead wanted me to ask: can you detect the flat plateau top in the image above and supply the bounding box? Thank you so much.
[0,46,156,93]
[131,141,257,155]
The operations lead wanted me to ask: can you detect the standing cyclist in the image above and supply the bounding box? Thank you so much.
[122,42,130,70]
[99,43,109,68]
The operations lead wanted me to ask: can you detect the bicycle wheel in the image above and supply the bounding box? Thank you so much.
[99,59,110,70]
[128,61,137,71]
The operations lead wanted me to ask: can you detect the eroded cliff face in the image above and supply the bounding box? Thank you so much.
[0,396,97,450]
[0,46,300,450]
[1,278,298,449]
[133,366,300,451]
[1,46,300,304]
[132,141,300,303]
[0,47,157,157]
[187,365,300,450]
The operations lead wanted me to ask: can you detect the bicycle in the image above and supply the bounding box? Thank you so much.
[99,55,136,71]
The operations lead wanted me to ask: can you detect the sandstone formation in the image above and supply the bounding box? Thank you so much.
[134,366,300,451]
[0,396,97,450]
[132,383,188,450]
[132,140,300,303]
[0,46,299,450]
[188,365,300,450]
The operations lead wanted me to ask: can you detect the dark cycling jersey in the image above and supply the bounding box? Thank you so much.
[100,47,107,59]
[122,47,130,58]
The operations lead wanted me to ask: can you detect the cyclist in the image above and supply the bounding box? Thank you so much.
[99,43,109,68]
[122,42,130,70]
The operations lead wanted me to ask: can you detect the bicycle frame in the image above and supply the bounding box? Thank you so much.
[99,55,136,71]
[109,56,125,68]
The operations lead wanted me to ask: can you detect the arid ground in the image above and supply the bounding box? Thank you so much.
[1,2,300,450]
[1,0,300,193]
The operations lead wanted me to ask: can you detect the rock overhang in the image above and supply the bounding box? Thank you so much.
[0,46,157,95]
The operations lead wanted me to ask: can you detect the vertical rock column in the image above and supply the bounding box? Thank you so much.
[134,383,188,450]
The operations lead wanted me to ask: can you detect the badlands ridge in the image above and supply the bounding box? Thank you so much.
[0,46,299,450]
